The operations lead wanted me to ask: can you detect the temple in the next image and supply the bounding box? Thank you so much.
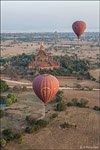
[28,43,60,70]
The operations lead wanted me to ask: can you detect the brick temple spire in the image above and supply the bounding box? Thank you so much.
[40,42,45,51]
[28,43,60,70]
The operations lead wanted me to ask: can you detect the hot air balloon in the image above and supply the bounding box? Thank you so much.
[32,74,59,104]
[72,21,86,39]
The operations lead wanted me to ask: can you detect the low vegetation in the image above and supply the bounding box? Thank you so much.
[0,79,8,93]
[40,55,90,78]
[1,128,23,145]
[67,98,89,108]
[0,93,17,106]
[13,85,27,93]
[55,90,63,102]
[93,106,100,111]
[0,139,7,148]
[2,53,90,78]
[60,122,77,129]
[56,102,66,111]
[25,116,48,134]
[0,109,5,118]
[50,113,58,119]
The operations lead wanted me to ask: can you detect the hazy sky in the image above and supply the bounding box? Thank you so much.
[1,1,99,32]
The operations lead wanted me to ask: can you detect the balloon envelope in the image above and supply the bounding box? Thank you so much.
[72,21,86,39]
[32,74,59,104]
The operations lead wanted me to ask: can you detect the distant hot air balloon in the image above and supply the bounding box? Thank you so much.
[32,74,59,104]
[72,21,86,39]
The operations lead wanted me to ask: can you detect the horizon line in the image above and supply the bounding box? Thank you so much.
[1,31,99,34]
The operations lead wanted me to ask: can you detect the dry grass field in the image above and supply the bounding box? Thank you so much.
[58,78,99,89]
[1,40,49,57]
[89,69,100,81]
[1,40,99,66]
[1,89,100,150]
[63,90,99,107]
[1,38,100,150]
[7,108,99,150]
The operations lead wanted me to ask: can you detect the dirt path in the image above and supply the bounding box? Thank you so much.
[2,78,100,91]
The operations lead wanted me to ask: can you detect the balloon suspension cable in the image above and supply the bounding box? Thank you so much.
[77,38,80,46]
[43,104,47,118]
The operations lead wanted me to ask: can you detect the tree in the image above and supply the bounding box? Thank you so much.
[13,85,21,93]
[55,90,63,102]
[0,109,5,118]
[71,98,78,106]
[7,93,17,103]
[0,79,8,93]
[93,106,100,111]
[6,98,12,106]
[56,102,66,111]
[80,98,89,107]
[0,139,7,148]
[50,113,58,119]
[2,128,14,141]
[25,126,34,133]
[14,133,23,143]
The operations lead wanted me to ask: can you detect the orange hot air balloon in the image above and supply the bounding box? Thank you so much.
[72,21,86,39]
[32,74,59,104]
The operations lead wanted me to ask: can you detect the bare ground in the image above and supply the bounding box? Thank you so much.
[1,90,100,150]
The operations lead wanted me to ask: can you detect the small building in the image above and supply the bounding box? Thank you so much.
[28,43,60,70]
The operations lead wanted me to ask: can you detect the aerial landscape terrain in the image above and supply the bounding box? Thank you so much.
[0,1,100,150]
[0,32,100,150]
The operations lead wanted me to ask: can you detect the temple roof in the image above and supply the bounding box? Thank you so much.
[29,43,60,70]
[40,42,45,51]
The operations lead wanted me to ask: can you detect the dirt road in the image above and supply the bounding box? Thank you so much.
[1,78,100,91]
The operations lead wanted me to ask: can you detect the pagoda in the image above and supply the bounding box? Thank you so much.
[28,43,60,70]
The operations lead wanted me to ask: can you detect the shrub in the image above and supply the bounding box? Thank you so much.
[67,102,74,107]
[55,90,64,102]
[79,98,89,107]
[0,109,5,118]
[71,98,78,106]
[67,98,88,108]
[88,87,93,91]
[0,97,6,104]
[25,116,37,125]
[60,122,70,129]
[93,106,100,111]
[91,77,96,81]
[2,128,14,141]
[0,79,8,93]
[22,86,27,92]
[6,98,12,106]
[25,126,34,133]
[14,133,23,143]
[60,122,77,129]
[25,125,40,133]
[25,119,48,133]
[33,125,40,131]
[13,86,21,92]
[36,119,48,128]
[75,84,81,88]
[56,102,66,111]
[7,93,17,103]
[80,87,85,90]
[50,113,58,119]
[0,139,7,148]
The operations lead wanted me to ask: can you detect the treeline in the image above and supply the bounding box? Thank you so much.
[1,53,90,78]
[0,53,35,67]
[40,55,90,77]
